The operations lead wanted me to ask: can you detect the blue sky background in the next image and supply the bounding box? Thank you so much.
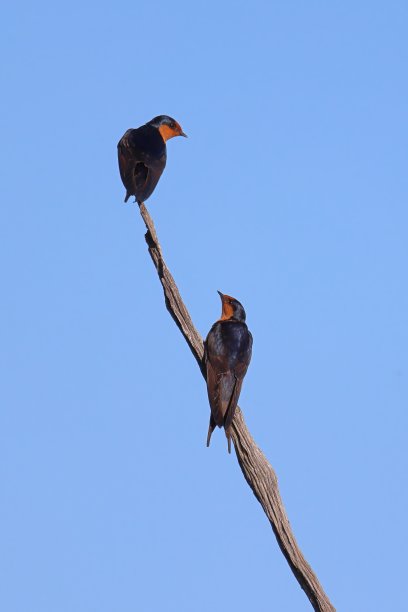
[1,2,407,610]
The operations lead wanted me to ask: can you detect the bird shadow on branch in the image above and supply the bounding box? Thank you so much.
[137,202,336,612]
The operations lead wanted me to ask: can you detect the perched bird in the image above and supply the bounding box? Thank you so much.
[204,291,253,453]
[117,115,187,204]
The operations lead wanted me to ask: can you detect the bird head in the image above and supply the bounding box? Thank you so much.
[217,291,246,322]
[148,115,187,141]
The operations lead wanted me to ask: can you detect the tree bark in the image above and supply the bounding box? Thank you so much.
[138,202,336,612]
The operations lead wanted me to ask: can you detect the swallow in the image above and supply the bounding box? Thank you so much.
[117,115,187,204]
[204,291,253,453]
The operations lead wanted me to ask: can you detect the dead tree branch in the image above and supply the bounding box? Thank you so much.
[138,202,335,612]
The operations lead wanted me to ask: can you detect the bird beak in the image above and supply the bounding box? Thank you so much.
[180,131,188,138]
[217,290,224,300]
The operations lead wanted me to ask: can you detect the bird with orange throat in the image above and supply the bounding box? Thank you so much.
[117,115,187,204]
[204,291,253,453]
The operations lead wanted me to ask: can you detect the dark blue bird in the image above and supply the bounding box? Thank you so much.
[117,115,187,204]
[204,291,253,453]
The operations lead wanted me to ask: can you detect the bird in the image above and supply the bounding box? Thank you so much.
[117,115,187,204]
[204,291,253,453]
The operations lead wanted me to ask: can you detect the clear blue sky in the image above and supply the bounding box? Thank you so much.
[1,2,407,610]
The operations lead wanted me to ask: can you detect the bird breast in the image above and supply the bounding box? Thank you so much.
[207,321,251,370]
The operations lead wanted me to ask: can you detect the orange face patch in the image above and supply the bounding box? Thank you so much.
[220,300,234,320]
[158,124,179,141]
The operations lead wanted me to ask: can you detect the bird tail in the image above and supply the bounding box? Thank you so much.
[124,191,131,203]
[206,413,217,448]
[207,414,232,454]
[225,429,232,454]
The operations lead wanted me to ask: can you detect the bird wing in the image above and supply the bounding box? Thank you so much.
[117,130,145,196]
[206,359,236,428]
[223,376,243,434]
[117,133,144,199]
[223,331,253,432]
[117,129,165,202]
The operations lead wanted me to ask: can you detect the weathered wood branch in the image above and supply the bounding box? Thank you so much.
[138,202,335,612]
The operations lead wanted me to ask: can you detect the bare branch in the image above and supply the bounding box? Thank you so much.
[138,202,336,612]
